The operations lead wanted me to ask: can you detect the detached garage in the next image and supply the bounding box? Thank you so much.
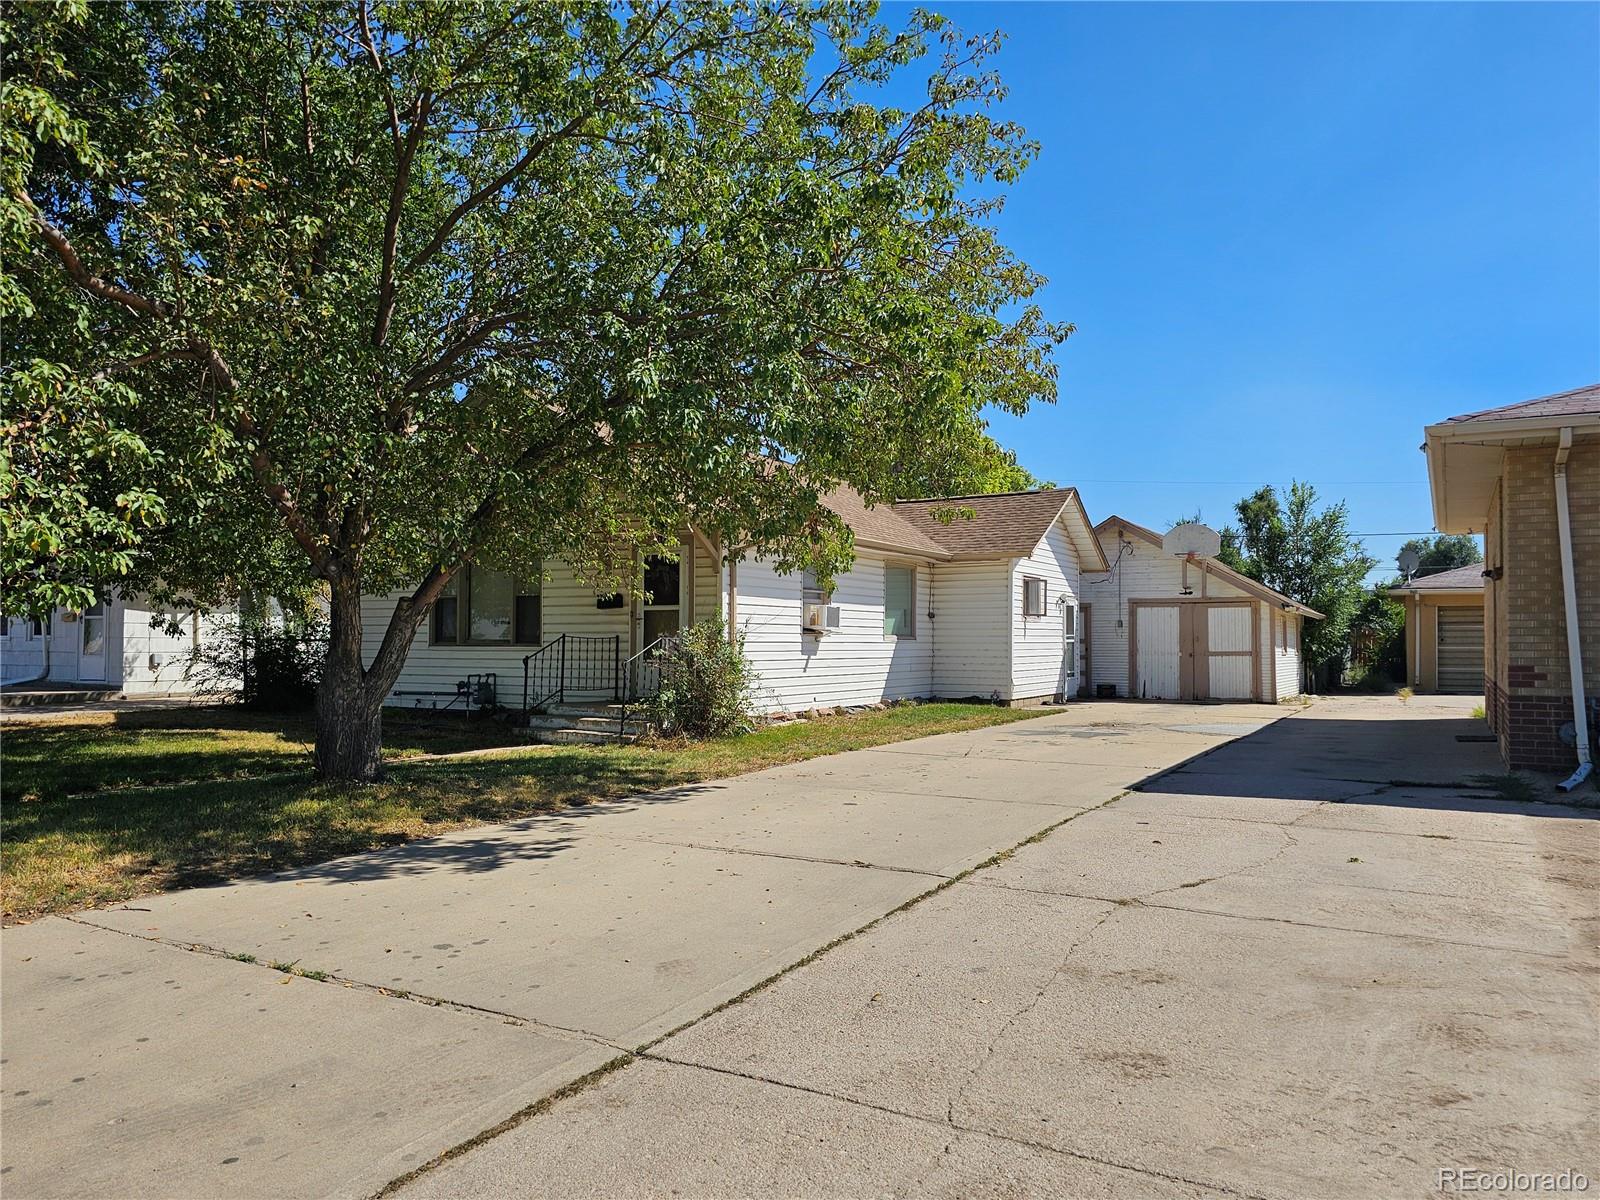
[1388,562,1485,694]
[1081,517,1322,702]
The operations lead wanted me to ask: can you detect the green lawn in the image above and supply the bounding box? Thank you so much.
[1,702,1047,920]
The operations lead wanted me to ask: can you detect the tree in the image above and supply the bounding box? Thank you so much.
[1217,482,1375,682]
[11,1,1069,780]
[1394,533,1480,579]
[0,0,168,617]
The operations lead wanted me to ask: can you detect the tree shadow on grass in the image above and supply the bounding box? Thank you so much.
[1,747,715,918]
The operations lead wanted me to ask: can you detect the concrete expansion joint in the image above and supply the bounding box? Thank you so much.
[638,1050,1274,1200]
[59,912,629,1054]
[581,830,950,879]
[961,881,1576,960]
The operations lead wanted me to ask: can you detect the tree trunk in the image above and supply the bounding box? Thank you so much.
[314,657,385,782]
[314,577,386,781]
[312,571,437,782]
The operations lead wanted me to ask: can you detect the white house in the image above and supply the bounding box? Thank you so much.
[1080,516,1321,702]
[0,594,221,694]
[363,486,1109,715]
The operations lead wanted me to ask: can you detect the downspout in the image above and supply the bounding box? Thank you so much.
[1554,427,1593,791]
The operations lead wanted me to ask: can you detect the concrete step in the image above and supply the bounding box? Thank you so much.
[526,726,642,746]
[1,687,122,707]
[527,713,646,733]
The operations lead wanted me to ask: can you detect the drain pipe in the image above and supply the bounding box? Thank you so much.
[1554,427,1593,792]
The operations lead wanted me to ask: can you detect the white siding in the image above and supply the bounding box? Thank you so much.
[367,542,720,709]
[1081,533,1252,698]
[930,559,1011,700]
[736,550,935,713]
[117,598,223,695]
[1271,610,1303,699]
[0,617,48,684]
[1009,519,1083,701]
[1,595,225,693]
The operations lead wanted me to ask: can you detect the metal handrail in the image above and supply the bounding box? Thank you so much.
[522,634,624,716]
[618,633,679,737]
[522,637,565,714]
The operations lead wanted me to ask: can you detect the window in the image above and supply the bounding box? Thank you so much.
[431,566,540,645]
[1022,576,1048,617]
[0,616,8,637]
[884,565,915,638]
[1287,620,1297,651]
[802,568,831,606]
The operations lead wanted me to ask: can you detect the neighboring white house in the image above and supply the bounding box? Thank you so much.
[0,593,222,694]
[363,486,1109,715]
[1080,516,1321,702]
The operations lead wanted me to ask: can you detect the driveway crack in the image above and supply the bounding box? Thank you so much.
[943,902,1122,1126]
[641,1051,1270,1200]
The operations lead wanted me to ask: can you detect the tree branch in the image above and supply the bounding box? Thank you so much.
[26,199,173,319]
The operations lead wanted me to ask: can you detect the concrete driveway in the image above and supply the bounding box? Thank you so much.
[395,695,1600,1200]
[2,700,1273,1200]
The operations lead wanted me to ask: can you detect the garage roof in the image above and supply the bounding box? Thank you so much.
[1388,563,1485,594]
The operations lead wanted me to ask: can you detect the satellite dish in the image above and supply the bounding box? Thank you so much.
[1398,548,1421,578]
[1162,523,1222,558]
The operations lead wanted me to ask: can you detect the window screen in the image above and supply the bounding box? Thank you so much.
[467,567,515,643]
[884,566,915,637]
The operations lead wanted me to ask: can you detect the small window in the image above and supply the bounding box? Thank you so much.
[1022,577,1048,617]
[802,569,831,606]
[514,574,541,645]
[1287,620,1297,651]
[0,615,8,636]
[432,576,460,644]
[884,565,915,638]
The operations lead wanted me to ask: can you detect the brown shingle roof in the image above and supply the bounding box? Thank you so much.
[820,486,949,558]
[1444,383,1600,425]
[891,488,1082,559]
[1391,562,1485,592]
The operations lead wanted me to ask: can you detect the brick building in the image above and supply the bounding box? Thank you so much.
[1424,384,1599,777]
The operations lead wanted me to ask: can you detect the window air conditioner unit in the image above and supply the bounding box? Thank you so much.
[803,603,841,632]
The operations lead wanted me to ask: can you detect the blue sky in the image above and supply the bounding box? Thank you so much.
[890,2,1599,580]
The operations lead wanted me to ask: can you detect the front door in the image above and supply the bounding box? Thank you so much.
[79,600,108,682]
[640,553,683,649]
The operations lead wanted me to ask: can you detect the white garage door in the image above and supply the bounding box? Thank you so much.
[1205,606,1254,700]
[1437,607,1484,694]
[1136,606,1181,699]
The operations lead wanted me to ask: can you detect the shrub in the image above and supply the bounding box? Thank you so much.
[644,619,753,738]
[188,610,327,711]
